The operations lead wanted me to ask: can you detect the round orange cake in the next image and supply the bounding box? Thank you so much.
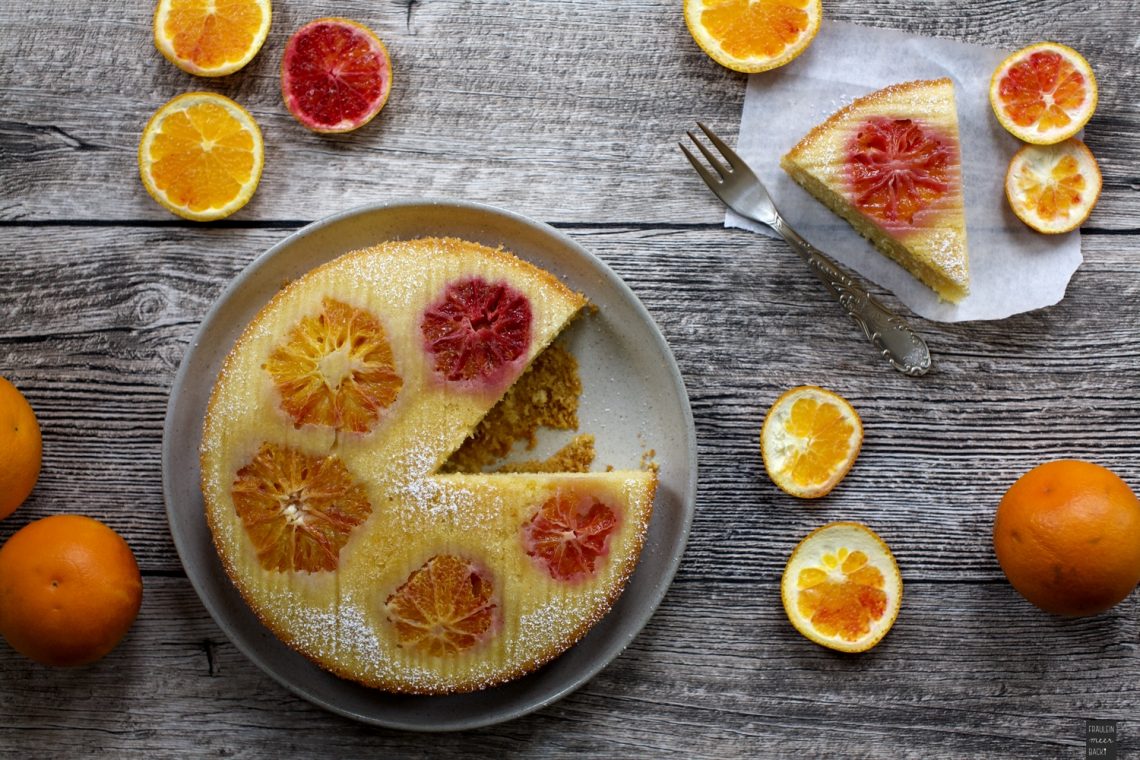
[200,237,657,693]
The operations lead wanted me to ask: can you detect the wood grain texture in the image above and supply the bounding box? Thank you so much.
[0,0,1136,227]
[1,0,1138,755]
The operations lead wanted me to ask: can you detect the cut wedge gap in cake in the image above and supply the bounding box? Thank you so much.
[781,78,970,303]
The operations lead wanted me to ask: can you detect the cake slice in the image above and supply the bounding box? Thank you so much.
[781,78,970,302]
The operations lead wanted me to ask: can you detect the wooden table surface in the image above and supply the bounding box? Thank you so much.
[2,1,1137,756]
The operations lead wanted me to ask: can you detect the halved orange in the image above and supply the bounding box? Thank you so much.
[683,0,822,74]
[154,0,272,77]
[1005,138,1101,234]
[760,386,862,499]
[989,42,1097,145]
[138,92,264,221]
[781,522,902,653]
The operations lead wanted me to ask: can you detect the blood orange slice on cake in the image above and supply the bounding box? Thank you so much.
[781,78,970,303]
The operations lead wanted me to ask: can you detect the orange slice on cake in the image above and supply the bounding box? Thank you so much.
[989,42,1097,146]
[683,0,822,74]
[781,522,902,653]
[1005,138,1102,234]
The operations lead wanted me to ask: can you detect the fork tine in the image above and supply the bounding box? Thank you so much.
[696,122,747,173]
[678,142,722,190]
[685,130,732,180]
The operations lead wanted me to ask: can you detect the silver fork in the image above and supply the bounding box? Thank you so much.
[680,123,931,376]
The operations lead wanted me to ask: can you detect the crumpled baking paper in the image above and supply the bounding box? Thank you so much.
[728,20,1082,322]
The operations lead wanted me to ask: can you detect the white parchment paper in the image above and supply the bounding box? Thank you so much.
[729,21,1082,322]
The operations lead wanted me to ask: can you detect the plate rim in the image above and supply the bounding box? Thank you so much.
[161,198,697,731]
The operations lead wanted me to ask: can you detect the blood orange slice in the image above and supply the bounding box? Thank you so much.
[281,17,392,134]
[385,555,497,657]
[1005,138,1101,234]
[846,117,956,228]
[522,491,618,582]
[231,442,372,573]
[264,298,402,433]
[781,522,902,653]
[989,42,1097,145]
[421,277,533,387]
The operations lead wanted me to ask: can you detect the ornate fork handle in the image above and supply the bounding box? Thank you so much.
[772,218,931,376]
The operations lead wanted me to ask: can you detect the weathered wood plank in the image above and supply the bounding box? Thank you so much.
[0,577,1132,757]
[1,225,1139,584]
[0,0,1135,226]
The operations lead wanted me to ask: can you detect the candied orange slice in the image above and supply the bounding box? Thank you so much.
[683,0,822,74]
[153,0,271,77]
[265,298,402,433]
[231,442,372,573]
[138,92,264,222]
[760,386,862,499]
[781,522,902,652]
[989,42,1097,145]
[385,555,497,657]
[522,491,618,582]
[1005,138,1101,234]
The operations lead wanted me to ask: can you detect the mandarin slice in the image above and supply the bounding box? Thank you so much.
[231,442,372,573]
[847,118,956,228]
[761,386,862,499]
[265,297,401,433]
[781,522,902,652]
[522,491,618,582]
[989,42,1097,145]
[683,0,822,74]
[385,555,497,657]
[1005,138,1101,234]
[421,277,533,387]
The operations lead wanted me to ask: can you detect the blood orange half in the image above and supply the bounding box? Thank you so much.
[989,42,1097,145]
[281,17,392,134]
[522,491,619,582]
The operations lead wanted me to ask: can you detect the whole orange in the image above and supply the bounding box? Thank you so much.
[0,515,143,666]
[994,460,1140,616]
[0,376,42,520]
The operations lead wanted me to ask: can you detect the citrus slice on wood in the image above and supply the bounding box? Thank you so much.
[522,491,618,582]
[230,442,372,573]
[989,42,1097,145]
[385,555,498,657]
[281,18,393,133]
[683,0,822,74]
[138,92,264,221]
[781,522,902,653]
[153,0,271,77]
[264,298,402,433]
[1005,138,1101,234]
[761,386,862,499]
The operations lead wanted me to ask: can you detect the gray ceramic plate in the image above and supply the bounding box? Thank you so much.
[162,199,696,731]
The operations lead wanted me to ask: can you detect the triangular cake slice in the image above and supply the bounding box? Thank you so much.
[781,78,970,302]
[200,238,659,694]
